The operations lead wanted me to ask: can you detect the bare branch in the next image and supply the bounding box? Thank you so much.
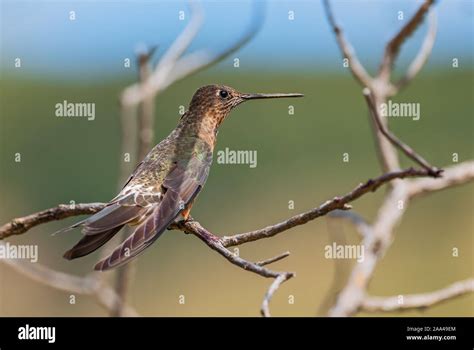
[362,278,474,312]
[0,203,105,240]
[3,163,471,318]
[168,2,264,83]
[121,1,263,108]
[136,47,157,161]
[118,104,137,185]
[154,2,204,73]
[176,220,294,317]
[221,167,432,247]
[1,168,432,243]
[378,0,435,81]
[121,1,204,107]
[178,221,290,278]
[363,88,442,177]
[1,256,138,316]
[261,273,293,317]
[329,176,414,316]
[0,167,442,318]
[321,0,467,320]
[322,0,373,88]
[1,162,470,317]
[408,161,474,198]
[329,161,474,317]
[256,251,290,267]
[112,45,157,318]
[394,9,437,92]
[0,1,266,317]
[367,91,401,173]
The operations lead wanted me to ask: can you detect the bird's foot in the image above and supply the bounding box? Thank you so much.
[184,214,195,222]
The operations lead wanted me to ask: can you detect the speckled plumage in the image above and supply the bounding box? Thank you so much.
[62,85,303,270]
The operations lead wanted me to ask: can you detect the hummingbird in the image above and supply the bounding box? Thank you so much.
[63,84,303,270]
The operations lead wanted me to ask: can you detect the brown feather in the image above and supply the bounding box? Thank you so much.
[63,226,123,260]
[94,163,206,271]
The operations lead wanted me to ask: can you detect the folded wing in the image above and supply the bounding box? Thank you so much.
[94,157,210,271]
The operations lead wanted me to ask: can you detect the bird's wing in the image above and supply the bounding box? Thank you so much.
[60,159,148,235]
[62,190,161,259]
[62,160,161,260]
[94,155,211,271]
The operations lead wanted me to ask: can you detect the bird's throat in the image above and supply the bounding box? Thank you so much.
[177,113,220,151]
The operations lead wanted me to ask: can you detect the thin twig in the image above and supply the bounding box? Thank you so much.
[378,0,435,81]
[177,220,294,317]
[394,9,437,92]
[256,251,291,267]
[136,47,157,161]
[220,167,431,247]
[0,203,105,239]
[0,167,433,242]
[329,177,415,316]
[261,273,293,317]
[179,221,291,279]
[362,278,474,312]
[324,0,469,318]
[167,1,265,84]
[1,161,472,316]
[120,1,204,107]
[322,0,373,88]
[363,88,442,177]
[121,1,264,108]
[408,161,474,199]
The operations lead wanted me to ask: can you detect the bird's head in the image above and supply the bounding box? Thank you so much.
[187,84,303,128]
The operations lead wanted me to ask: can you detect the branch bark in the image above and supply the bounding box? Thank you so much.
[174,220,294,317]
[0,203,105,240]
[362,278,474,312]
[324,0,474,318]
[408,161,474,199]
[112,46,157,317]
[2,0,471,318]
[110,0,265,317]
[394,10,437,92]
[220,168,433,247]
[378,0,435,82]
[322,0,373,88]
[363,88,442,177]
[1,167,472,317]
[0,166,447,316]
[120,1,264,108]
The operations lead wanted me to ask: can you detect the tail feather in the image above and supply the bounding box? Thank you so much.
[53,218,87,236]
[63,226,123,260]
[81,203,143,235]
[94,190,183,271]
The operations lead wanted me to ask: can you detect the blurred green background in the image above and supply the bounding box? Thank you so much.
[0,0,472,316]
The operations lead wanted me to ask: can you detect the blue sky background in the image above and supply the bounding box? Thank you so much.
[1,0,472,80]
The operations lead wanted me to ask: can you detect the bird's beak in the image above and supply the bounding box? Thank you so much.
[240,92,304,100]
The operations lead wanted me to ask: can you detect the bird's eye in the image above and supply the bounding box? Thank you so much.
[219,90,229,99]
